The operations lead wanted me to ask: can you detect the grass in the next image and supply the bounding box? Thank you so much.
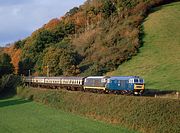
[17,87,180,133]
[108,2,180,90]
[0,96,136,133]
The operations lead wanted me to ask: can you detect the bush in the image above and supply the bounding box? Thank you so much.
[0,74,21,96]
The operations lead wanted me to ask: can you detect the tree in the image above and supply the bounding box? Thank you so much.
[18,58,34,76]
[101,0,116,18]
[0,53,14,77]
[14,40,26,49]
[65,7,79,16]
[42,46,80,76]
[32,30,57,53]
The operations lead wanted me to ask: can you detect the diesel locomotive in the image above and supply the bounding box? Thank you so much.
[24,76,145,95]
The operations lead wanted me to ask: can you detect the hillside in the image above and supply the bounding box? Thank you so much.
[4,0,179,77]
[109,2,180,90]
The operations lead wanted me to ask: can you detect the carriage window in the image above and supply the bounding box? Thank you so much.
[101,79,106,82]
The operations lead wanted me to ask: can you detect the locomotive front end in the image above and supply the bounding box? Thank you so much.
[133,78,145,95]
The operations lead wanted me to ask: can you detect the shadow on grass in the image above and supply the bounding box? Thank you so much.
[149,0,180,14]
[0,93,16,100]
[0,98,31,108]
[143,89,177,97]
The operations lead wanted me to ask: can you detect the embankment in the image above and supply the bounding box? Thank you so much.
[17,87,180,133]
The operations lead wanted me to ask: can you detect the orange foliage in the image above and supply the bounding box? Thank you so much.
[4,45,22,74]
[44,18,60,30]
[73,12,86,28]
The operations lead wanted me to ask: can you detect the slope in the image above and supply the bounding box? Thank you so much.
[109,2,180,90]
[17,87,180,133]
[0,97,136,133]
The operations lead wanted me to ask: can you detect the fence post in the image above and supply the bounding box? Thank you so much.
[176,92,179,99]
[155,94,157,98]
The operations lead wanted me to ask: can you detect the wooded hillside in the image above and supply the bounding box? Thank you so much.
[4,0,178,76]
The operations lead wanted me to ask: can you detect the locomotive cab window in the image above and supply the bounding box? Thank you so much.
[134,79,138,83]
[140,79,144,83]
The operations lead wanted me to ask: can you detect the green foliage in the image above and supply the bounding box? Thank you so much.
[19,22,76,76]
[14,40,26,49]
[0,53,14,77]
[101,0,116,18]
[121,0,136,8]
[0,74,21,96]
[42,46,80,76]
[64,23,75,35]
[66,7,79,16]
[17,88,180,133]
[31,30,57,53]
[0,53,18,96]
[18,58,34,76]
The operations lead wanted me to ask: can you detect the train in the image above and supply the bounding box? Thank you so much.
[24,76,145,95]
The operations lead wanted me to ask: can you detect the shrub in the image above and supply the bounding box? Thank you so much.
[0,74,21,96]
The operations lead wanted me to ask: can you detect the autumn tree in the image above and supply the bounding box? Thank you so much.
[42,45,80,76]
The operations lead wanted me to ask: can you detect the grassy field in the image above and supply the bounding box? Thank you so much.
[109,2,180,90]
[0,96,137,133]
[17,87,180,133]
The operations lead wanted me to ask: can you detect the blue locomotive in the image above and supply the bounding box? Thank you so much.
[24,76,145,95]
[83,76,144,95]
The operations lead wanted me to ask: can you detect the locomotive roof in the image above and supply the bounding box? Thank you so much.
[109,76,141,80]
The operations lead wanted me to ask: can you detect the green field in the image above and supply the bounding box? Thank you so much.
[109,2,180,90]
[0,97,136,133]
[16,87,180,133]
